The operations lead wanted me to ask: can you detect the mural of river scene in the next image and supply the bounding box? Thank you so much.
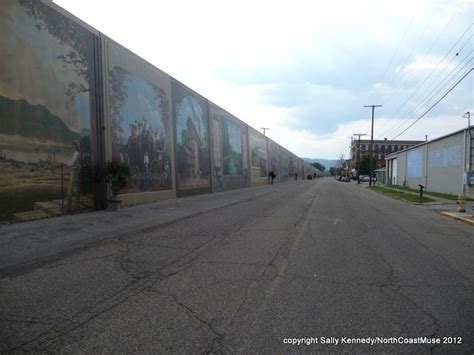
[109,66,172,192]
[0,0,95,222]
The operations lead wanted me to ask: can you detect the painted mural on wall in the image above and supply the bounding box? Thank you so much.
[268,140,280,178]
[174,91,210,190]
[221,118,243,176]
[109,67,171,192]
[280,149,290,180]
[0,0,95,221]
[250,130,267,179]
[289,154,296,178]
[407,147,423,178]
[428,145,462,167]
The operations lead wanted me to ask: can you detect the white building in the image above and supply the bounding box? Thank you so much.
[385,127,474,198]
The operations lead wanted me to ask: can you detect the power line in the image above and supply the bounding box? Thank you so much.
[377,26,473,139]
[380,51,473,139]
[399,54,473,121]
[375,16,416,89]
[391,68,473,140]
[379,3,465,107]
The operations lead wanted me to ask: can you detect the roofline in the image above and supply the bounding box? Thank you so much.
[385,126,473,159]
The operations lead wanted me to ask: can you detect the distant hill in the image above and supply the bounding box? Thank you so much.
[0,96,82,143]
[303,158,339,169]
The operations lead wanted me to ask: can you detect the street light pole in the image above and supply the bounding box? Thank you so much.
[364,105,382,187]
[260,127,270,136]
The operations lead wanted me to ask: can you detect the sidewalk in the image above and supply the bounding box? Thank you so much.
[360,182,474,225]
[0,182,288,273]
[377,185,454,204]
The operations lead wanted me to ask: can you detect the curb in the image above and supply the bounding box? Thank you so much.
[439,211,474,226]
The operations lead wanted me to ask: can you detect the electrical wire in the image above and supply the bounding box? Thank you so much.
[380,4,464,107]
[380,51,473,139]
[377,26,473,139]
[391,68,473,140]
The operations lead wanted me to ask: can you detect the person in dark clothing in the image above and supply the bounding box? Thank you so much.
[268,170,276,184]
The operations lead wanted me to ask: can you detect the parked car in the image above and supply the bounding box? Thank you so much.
[361,175,376,182]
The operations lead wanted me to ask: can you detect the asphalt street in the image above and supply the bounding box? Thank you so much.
[1,178,473,353]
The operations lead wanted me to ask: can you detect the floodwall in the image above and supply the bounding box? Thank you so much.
[0,0,316,222]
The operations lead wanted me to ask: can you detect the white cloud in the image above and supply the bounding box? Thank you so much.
[405,56,456,73]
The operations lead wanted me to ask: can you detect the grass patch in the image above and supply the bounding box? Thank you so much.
[371,186,435,203]
[386,185,472,201]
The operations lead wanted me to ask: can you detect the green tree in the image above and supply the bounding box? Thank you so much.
[311,162,326,172]
[357,155,378,175]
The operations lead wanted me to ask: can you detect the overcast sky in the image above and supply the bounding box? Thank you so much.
[54,0,473,159]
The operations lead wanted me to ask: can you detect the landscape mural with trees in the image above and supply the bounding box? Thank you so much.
[0,0,95,221]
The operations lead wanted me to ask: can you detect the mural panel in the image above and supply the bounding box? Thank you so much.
[268,140,280,179]
[108,58,172,192]
[407,147,423,178]
[173,84,210,191]
[0,0,95,221]
[428,145,462,167]
[250,130,267,178]
[221,118,243,176]
[289,154,296,178]
[280,149,290,180]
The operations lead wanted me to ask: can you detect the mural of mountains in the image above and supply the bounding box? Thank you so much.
[0,96,82,143]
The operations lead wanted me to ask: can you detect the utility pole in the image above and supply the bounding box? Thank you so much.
[353,133,367,184]
[347,136,353,173]
[260,127,270,136]
[462,112,472,194]
[364,104,382,187]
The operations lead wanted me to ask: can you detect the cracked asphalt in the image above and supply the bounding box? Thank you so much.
[1,178,473,353]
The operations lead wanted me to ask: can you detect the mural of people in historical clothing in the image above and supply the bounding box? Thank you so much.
[109,66,172,193]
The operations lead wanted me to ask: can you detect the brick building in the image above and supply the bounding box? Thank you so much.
[351,138,424,170]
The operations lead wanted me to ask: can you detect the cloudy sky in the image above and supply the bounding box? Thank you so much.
[54,0,473,159]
